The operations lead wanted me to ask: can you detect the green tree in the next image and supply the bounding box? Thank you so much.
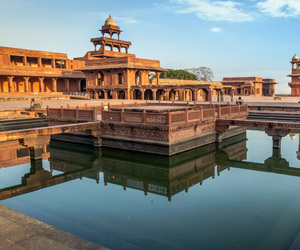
[159,69,197,80]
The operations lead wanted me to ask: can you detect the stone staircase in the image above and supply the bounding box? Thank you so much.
[248,111,300,122]
[0,117,48,132]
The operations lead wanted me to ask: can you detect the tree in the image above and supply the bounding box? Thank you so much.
[159,69,197,80]
[185,67,214,81]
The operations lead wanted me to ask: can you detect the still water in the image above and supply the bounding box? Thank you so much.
[0,130,300,250]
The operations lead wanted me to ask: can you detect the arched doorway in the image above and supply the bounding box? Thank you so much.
[184,89,193,101]
[156,89,165,100]
[197,89,208,101]
[90,90,95,99]
[133,89,141,99]
[135,71,141,86]
[80,79,86,92]
[169,89,178,101]
[98,90,105,99]
[118,90,125,99]
[107,90,112,99]
[97,72,104,86]
[144,89,153,100]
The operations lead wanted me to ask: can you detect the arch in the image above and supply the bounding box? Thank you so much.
[15,77,25,92]
[80,79,86,92]
[32,81,40,93]
[118,72,124,84]
[135,71,141,85]
[121,47,127,53]
[156,89,165,100]
[149,71,156,85]
[97,71,104,86]
[215,89,223,101]
[184,89,193,101]
[133,89,142,99]
[113,45,120,52]
[105,45,112,51]
[90,90,95,99]
[118,90,125,99]
[197,89,208,101]
[169,89,179,101]
[144,89,153,100]
[98,90,105,99]
[111,33,119,40]
[107,90,113,99]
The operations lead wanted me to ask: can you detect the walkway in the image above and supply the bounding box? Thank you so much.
[0,205,108,250]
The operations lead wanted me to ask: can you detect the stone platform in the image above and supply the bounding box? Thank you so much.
[0,205,108,250]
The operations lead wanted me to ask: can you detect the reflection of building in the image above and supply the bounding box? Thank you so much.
[2,132,300,201]
[222,77,276,96]
[0,140,49,168]
[0,47,85,94]
[101,133,247,200]
[288,54,300,95]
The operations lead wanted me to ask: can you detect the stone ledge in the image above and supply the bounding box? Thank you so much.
[0,205,109,250]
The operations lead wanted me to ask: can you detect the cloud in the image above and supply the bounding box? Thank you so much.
[115,16,139,24]
[210,27,222,32]
[257,0,300,17]
[172,0,253,22]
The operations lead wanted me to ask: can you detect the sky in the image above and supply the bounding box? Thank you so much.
[1,0,300,93]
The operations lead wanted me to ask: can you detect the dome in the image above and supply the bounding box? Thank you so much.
[104,15,117,26]
[292,54,298,61]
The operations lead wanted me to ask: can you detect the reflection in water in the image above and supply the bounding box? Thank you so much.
[0,132,299,201]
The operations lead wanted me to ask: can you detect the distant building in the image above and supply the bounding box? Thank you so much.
[77,16,224,101]
[0,16,278,99]
[0,47,85,93]
[288,54,300,95]
[222,77,276,96]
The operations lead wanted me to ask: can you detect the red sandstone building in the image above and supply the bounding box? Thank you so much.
[0,16,278,100]
[0,47,85,94]
[288,54,300,95]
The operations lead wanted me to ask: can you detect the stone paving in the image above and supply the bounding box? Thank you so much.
[0,205,108,250]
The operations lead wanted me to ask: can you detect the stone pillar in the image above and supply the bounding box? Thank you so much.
[23,77,30,92]
[112,91,118,99]
[265,128,290,151]
[38,57,42,67]
[38,77,44,92]
[207,88,213,102]
[20,136,50,160]
[156,72,161,85]
[178,90,184,101]
[64,79,70,92]
[52,78,57,92]
[23,56,27,66]
[165,89,170,101]
[192,90,197,101]
[7,76,14,92]
[77,79,81,92]
[297,135,300,160]
[104,91,108,99]
[130,90,133,100]
[152,89,157,100]
[141,89,145,100]
[52,59,56,68]
[95,91,99,99]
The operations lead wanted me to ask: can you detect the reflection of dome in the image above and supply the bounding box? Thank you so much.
[290,133,296,140]
[105,15,117,26]
[292,54,298,61]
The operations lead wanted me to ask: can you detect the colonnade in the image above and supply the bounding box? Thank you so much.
[88,87,227,101]
[0,76,83,93]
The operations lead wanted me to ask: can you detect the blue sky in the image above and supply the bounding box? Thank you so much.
[1,0,300,93]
